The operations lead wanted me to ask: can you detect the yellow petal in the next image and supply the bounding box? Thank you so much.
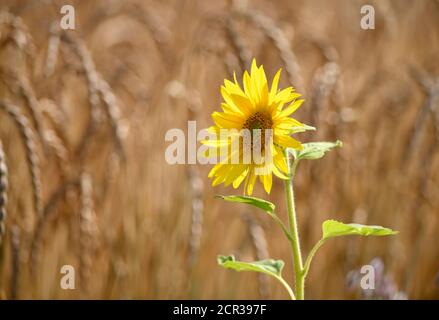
[233,167,249,188]
[224,79,247,99]
[274,88,300,108]
[243,71,255,102]
[274,118,304,131]
[212,174,226,186]
[221,86,242,113]
[274,146,288,173]
[269,68,282,102]
[221,103,246,118]
[275,135,303,150]
[259,173,272,193]
[233,72,241,87]
[274,123,308,136]
[272,165,288,179]
[274,88,293,102]
[224,165,246,186]
[229,92,254,114]
[208,163,223,178]
[258,66,269,108]
[276,99,304,118]
[246,170,257,195]
[250,60,262,103]
[212,111,242,129]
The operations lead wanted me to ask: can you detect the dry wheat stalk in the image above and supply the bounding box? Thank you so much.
[97,77,126,161]
[187,168,204,268]
[196,44,237,78]
[38,99,69,173]
[0,100,43,221]
[43,129,68,168]
[15,79,46,148]
[413,73,439,143]
[39,98,66,131]
[39,99,69,150]
[1,73,46,148]
[44,21,60,77]
[225,17,252,71]
[61,32,103,157]
[0,11,35,58]
[402,140,437,292]
[61,32,125,160]
[3,75,68,174]
[305,35,340,62]
[398,71,439,291]
[193,13,239,76]
[232,6,304,91]
[223,52,241,77]
[310,62,340,127]
[127,4,172,63]
[242,214,270,299]
[0,140,8,244]
[403,71,439,165]
[100,152,121,203]
[309,40,347,138]
[79,172,99,293]
[10,225,20,299]
[30,180,79,273]
[140,7,172,46]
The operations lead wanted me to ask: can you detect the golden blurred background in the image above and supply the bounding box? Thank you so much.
[0,0,438,299]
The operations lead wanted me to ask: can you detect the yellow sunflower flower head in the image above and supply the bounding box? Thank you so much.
[204,59,312,195]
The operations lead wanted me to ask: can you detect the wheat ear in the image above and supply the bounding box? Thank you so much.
[0,100,42,220]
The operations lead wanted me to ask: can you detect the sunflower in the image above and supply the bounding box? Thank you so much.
[204,59,312,195]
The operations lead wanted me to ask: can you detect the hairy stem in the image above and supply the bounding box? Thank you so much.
[284,151,305,299]
[275,275,296,300]
[302,238,326,279]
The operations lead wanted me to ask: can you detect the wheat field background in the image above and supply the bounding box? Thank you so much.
[0,0,438,299]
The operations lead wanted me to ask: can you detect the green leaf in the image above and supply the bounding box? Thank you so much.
[292,140,342,160]
[218,255,295,300]
[218,255,284,277]
[302,220,398,280]
[216,195,292,242]
[322,220,398,239]
[216,195,275,213]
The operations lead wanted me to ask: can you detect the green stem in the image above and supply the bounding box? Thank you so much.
[302,238,326,279]
[268,212,293,242]
[275,275,296,300]
[284,151,305,300]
